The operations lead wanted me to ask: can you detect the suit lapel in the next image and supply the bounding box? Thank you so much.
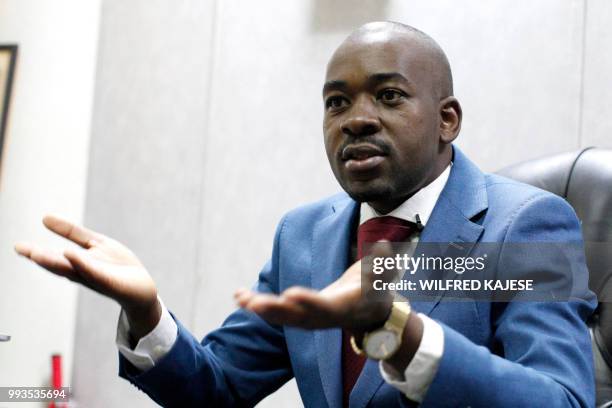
[405,147,488,316]
[348,359,386,408]
[407,193,485,316]
[312,196,358,408]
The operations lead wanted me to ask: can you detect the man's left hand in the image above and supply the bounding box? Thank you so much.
[234,243,396,332]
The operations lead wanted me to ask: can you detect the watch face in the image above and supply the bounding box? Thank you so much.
[365,330,400,360]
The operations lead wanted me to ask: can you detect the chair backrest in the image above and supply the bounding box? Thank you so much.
[497,147,612,406]
[497,147,612,294]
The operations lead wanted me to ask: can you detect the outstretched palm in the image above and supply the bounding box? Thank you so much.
[15,215,158,325]
[235,243,396,332]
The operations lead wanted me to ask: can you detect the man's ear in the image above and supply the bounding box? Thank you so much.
[439,96,462,144]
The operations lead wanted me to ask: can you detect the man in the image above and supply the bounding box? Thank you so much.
[16,22,595,407]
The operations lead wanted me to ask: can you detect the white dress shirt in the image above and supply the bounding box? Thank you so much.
[116,164,451,403]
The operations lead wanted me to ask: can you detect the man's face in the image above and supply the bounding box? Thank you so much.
[323,35,443,212]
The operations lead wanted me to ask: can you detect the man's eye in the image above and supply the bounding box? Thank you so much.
[325,96,348,110]
[379,90,404,103]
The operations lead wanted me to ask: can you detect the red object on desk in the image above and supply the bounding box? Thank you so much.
[49,354,62,408]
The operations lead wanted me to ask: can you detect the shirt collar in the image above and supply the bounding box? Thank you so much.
[359,163,452,227]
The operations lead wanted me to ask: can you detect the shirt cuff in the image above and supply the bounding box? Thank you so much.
[379,313,444,403]
[116,297,178,372]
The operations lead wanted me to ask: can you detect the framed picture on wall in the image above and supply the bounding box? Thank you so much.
[0,45,18,164]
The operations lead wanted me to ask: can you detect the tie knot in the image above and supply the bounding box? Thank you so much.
[357,216,417,259]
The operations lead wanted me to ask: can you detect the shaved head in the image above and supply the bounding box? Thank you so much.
[330,21,453,100]
[322,21,462,213]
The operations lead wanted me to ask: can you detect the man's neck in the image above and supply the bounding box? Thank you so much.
[361,161,453,227]
[369,156,452,214]
[369,195,414,215]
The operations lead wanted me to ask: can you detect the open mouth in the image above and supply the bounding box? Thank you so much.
[341,144,387,173]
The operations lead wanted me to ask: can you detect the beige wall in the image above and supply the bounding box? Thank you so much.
[0,0,100,406]
[581,0,612,148]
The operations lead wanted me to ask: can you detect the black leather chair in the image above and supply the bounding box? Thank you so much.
[498,147,612,407]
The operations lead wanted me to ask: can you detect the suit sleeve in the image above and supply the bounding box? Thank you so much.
[118,216,293,408]
[420,193,597,408]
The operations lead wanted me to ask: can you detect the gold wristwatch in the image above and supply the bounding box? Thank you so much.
[350,301,411,360]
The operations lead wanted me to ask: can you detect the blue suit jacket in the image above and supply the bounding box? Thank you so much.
[119,147,596,407]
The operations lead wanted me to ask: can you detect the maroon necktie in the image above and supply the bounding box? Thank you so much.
[341,216,417,407]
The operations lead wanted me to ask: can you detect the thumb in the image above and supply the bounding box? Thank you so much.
[64,249,111,293]
[361,240,402,298]
[368,239,394,259]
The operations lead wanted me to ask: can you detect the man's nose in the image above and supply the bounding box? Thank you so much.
[341,97,381,137]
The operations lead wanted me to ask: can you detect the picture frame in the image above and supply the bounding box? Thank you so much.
[0,45,18,165]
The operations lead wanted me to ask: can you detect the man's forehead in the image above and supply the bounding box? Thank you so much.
[325,36,433,84]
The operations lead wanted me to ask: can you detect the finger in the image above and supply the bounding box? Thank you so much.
[43,214,104,249]
[283,287,345,327]
[267,288,342,328]
[252,302,308,326]
[240,292,311,326]
[14,241,32,257]
[15,242,80,281]
[283,286,333,311]
[235,289,288,312]
[242,292,284,313]
[236,287,340,328]
[234,288,256,308]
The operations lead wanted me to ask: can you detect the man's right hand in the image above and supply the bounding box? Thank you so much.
[14,215,161,341]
